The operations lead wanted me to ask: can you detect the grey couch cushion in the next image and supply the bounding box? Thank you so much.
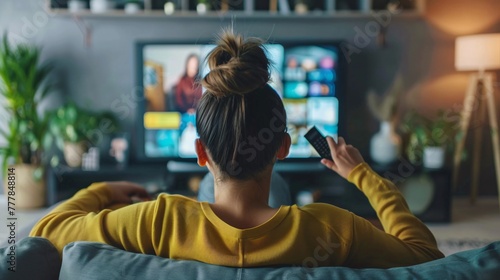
[0,237,60,280]
[61,241,500,280]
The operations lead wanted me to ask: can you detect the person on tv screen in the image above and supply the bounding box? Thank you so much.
[30,30,444,268]
[175,53,202,114]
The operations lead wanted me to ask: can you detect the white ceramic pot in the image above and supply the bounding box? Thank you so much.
[370,121,400,165]
[124,3,141,14]
[68,0,88,12]
[423,146,445,169]
[90,0,116,13]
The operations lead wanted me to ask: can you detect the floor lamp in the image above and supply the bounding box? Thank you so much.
[453,33,500,207]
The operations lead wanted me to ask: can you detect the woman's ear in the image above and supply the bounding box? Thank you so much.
[277,133,291,160]
[195,139,208,166]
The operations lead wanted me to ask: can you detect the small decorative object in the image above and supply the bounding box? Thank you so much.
[294,0,308,14]
[68,0,88,12]
[124,0,142,14]
[358,0,372,12]
[164,1,175,15]
[63,142,88,168]
[109,133,130,167]
[82,147,100,171]
[196,0,209,14]
[90,0,116,13]
[367,74,403,165]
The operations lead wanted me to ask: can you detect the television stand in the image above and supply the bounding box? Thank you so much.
[166,161,208,174]
[274,161,326,173]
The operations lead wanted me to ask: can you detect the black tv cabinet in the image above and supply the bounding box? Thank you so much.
[47,161,451,223]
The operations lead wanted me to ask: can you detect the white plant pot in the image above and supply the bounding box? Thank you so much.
[370,121,400,165]
[423,146,445,169]
[68,0,88,13]
[125,3,141,14]
[90,0,116,13]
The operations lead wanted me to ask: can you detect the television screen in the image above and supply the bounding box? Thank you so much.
[136,41,342,161]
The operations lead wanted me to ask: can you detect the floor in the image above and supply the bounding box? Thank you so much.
[427,196,500,255]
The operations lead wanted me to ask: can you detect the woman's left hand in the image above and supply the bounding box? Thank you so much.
[105,181,151,204]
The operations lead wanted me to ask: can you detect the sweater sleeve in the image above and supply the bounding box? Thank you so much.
[343,163,444,268]
[29,182,158,255]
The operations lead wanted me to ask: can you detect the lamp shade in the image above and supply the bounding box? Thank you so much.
[455,33,500,71]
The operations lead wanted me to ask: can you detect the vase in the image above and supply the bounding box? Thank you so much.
[370,121,400,165]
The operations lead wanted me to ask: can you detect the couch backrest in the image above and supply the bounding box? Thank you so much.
[60,241,500,280]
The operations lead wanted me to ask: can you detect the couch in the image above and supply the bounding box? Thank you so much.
[1,237,500,280]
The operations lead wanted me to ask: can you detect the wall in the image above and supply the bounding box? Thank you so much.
[0,0,499,195]
[422,0,500,196]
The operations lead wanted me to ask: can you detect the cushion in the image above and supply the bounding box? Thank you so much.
[61,241,500,280]
[0,237,60,280]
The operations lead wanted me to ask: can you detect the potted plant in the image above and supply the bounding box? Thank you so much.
[0,34,53,208]
[400,110,459,168]
[47,103,119,168]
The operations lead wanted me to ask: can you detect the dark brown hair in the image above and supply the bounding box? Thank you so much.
[196,30,287,179]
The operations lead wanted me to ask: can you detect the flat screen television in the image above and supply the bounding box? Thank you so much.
[135,40,345,166]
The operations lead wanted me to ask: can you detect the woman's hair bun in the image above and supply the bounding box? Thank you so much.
[202,30,270,97]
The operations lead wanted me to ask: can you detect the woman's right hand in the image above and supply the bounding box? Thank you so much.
[320,136,365,179]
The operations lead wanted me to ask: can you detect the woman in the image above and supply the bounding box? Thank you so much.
[175,54,202,113]
[30,31,443,268]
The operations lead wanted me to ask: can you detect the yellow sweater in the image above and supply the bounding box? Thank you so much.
[30,163,444,268]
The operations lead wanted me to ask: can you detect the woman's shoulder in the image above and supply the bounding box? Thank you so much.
[154,193,200,208]
[295,203,354,223]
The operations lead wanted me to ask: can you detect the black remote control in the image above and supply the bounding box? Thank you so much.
[304,126,333,161]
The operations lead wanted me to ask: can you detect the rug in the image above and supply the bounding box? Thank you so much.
[437,238,496,256]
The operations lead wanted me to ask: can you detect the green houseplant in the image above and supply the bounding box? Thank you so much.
[400,110,459,168]
[0,34,53,208]
[48,103,119,168]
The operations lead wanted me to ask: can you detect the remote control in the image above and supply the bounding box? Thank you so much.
[304,126,333,161]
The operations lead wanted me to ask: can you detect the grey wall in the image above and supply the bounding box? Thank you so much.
[0,0,431,151]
